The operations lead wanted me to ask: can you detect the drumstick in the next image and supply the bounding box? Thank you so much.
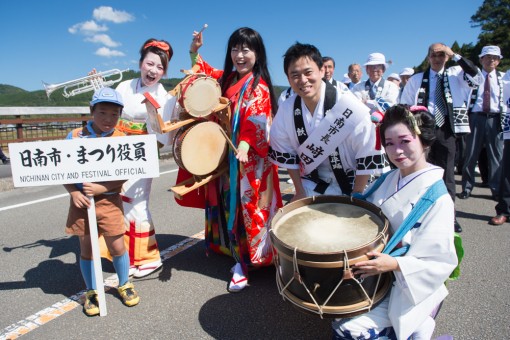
[198,24,208,35]
[193,24,208,41]
[219,127,238,154]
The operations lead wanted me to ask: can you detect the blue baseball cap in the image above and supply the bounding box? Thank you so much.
[90,87,124,107]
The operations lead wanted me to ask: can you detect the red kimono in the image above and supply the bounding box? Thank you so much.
[186,55,282,270]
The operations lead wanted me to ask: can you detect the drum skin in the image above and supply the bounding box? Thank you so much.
[270,195,393,318]
[173,121,227,176]
[179,76,221,118]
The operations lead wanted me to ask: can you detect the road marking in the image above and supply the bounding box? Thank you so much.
[0,230,205,340]
[0,169,179,212]
[160,169,178,175]
[0,194,69,212]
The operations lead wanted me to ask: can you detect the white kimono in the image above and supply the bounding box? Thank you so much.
[333,166,458,340]
[114,78,177,266]
[270,82,389,196]
[116,78,177,146]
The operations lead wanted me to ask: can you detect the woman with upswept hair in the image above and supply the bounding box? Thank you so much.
[114,38,177,278]
[332,105,458,339]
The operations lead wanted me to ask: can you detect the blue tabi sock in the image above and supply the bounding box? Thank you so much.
[80,258,96,290]
[112,252,130,286]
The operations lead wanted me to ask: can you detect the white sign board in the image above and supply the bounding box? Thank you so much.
[9,134,159,187]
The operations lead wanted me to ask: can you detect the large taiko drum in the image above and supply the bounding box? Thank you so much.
[179,75,222,118]
[172,121,227,176]
[270,195,392,318]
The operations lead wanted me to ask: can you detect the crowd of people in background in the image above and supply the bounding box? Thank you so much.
[279,43,509,233]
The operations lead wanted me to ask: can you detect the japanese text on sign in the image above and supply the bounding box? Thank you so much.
[9,135,160,187]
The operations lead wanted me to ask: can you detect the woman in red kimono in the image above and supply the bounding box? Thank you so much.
[189,27,282,292]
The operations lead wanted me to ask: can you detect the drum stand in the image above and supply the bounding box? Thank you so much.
[171,164,228,199]
[168,98,233,199]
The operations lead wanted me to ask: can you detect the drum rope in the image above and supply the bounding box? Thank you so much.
[284,247,327,317]
[329,251,375,314]
[274,247,384,317]
[370,274,383,312]
[379,231,388,248]
[273,246,322,315]
[275,271,324,316]
[320,250,351,309]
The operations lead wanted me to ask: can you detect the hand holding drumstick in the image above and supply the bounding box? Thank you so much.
[190,24,207,54]
[219,128,249,164]
[235,142,249,163]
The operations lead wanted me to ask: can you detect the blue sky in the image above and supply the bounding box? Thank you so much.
[0,1,483,92]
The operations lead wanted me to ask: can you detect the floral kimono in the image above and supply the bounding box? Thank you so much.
[191,55,282,271]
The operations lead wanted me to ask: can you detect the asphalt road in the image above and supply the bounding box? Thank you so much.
[0,157,509,339]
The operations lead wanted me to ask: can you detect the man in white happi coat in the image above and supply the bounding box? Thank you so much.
[269,42,389,201]
[277,87,294,108]
[400,43,483,232]
[352,53,400,113]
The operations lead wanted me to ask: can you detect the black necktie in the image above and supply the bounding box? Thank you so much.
[434,73,446,127]
[482,73,491,112]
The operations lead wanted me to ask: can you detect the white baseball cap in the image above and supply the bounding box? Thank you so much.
[364,52,387,66]
[479,45,503,59]
[387,73,401,81]
[399,67,415,76]
[90,87,124,107]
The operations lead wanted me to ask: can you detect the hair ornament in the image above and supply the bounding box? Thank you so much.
[144,41,170,57]
[409,105,428,112]
[407,108,422,135]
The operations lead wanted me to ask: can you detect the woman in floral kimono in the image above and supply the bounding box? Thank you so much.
[188,27,282,292]
[332,105,458,339]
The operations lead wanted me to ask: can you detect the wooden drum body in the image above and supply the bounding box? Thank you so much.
[179,75,221,118]
[172,121,227,176]
[270,195,392,318]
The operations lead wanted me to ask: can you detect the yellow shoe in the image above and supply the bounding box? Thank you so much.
[117,282,140,307]
[83,290,100,316]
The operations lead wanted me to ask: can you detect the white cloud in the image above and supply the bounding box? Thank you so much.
[68,20,108,35]
[93,6,134,23]
[85,34,120,48]
[95,47,125,58]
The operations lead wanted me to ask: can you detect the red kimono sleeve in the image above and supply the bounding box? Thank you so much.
[194,55,224,80]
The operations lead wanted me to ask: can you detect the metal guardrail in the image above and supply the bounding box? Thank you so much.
[0,107,92,151]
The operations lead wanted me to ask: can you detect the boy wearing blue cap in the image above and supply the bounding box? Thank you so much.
[64,87,140,316]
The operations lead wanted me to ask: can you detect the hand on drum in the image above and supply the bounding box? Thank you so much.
[290,190,307,203]
[354,251,399,279]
